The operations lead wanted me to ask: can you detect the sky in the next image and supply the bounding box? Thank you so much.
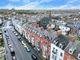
[0,0,80,9]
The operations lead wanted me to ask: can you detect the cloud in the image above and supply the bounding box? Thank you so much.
[0,0,80,9]
[8,0,20,2]
[20,0,31,3]
[40,0,53,3]
[20,0,53,4]
[0,4,15,9]
[55,0,80,9]
[15,2,40,9]
[56,4,80,9]
[67,0,78,4]
[15,0,54,9]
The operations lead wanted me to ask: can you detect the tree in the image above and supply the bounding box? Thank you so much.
[39,17,50,29]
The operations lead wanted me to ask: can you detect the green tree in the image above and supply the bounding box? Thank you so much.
[39,17,50,29]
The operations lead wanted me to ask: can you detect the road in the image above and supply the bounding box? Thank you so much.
[3,27,33,60]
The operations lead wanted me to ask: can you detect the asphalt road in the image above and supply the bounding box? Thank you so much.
[5,27,32,60]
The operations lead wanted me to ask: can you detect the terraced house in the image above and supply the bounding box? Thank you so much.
[12,15,80,60]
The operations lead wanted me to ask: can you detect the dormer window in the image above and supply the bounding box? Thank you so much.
[32,30,35,33]
[40,34,42,37]
[28,28,30,31]
[52,48,58,54]
[37,32,40,36]
[59,43,64,49]
[78,53,80,60]
[29,29,31,31]
[69,49,73,54]
[53,40,58,45]
[34,30,37,34]
[52,48,56,54]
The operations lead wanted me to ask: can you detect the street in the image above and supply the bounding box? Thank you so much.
[3,27,33,60]
[14,27,43,60]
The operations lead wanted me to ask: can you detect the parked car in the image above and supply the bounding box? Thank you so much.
[15,33,18,36]
[31,54,38,60]
[18,38,22,42]
[4,30,6,33]
[12,55,16,60]
[23,44,31,52]
[34,47,41,52]
[25,47,31,52]
[21,41,26,46]
[36,47,41,52]
[11,51,16,60]
[17,36,21,40]
[8,44,12,47]
[10,47,14,52]
[13,31,16,34]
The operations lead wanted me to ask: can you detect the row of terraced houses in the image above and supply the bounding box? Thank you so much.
[12,15,80,60]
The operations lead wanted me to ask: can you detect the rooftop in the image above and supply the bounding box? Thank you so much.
[65,40,80,60]
[52,35,69,50]
[12,15,80,60]
[22,22,69,50]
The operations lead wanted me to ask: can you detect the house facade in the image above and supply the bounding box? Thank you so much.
[50,43,65,60]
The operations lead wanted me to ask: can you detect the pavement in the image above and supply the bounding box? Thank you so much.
[0,47,5,57]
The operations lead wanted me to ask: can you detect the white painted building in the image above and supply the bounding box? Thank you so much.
[50,43,64,60]
[56,20,67,26]
[12,19,24,35]
[16,24,23,35]
[59,26,70,35]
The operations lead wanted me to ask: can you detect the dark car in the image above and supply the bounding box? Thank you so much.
[11,51,16,60]
[4,30,6,33]
[31,54,38,60]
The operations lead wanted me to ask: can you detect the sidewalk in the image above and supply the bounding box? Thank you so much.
[0,47,5,58]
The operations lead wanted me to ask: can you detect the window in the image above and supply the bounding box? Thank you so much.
[52,48,57,54]
[55,56,57,60]
[52,54,54,59]
[40,34,42,37]
[53,47,55,50]
[78,54,80,59]
[60,52,63,57]
[34,30,37,34]
[37,32,39,36]
[59,59,62,60]
[32,30,33,32]
[56,49,58,53]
